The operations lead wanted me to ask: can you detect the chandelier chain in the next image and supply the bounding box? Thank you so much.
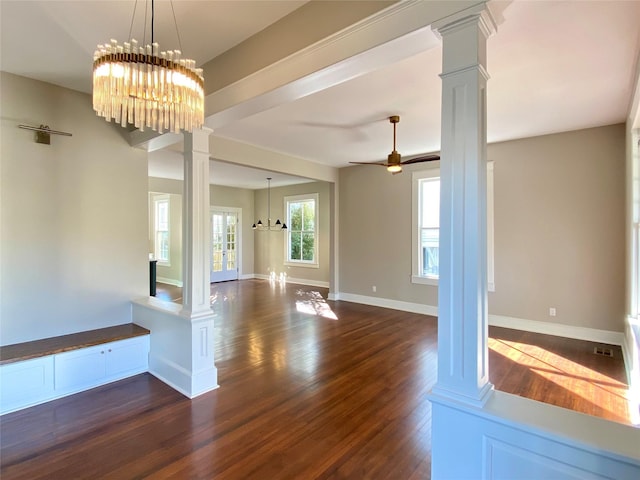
[142,0,148,46]
[170,0,184,54]
[127,0,138,43]
[151,0,155,43]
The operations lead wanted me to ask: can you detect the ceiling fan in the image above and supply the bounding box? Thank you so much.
[349,115,440,174]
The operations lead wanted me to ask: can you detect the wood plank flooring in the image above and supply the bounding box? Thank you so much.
[0,280,631,479]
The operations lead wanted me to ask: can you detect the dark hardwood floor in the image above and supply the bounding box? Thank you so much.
[0,280,631,479]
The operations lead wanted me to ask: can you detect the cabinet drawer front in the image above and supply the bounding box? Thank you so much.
[0,357,54,407]
[105,336,149,377]
[55,345,106,391]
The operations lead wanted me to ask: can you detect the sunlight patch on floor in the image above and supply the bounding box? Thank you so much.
[489,338,632,424]
[295,290,338,320]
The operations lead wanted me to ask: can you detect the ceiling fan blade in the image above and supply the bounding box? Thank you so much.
[349,161,387,166]
[401,154,440,165]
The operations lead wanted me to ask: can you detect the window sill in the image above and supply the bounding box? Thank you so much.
[411,275,438,286]
[411,275,496,292]
[284,261,319,269]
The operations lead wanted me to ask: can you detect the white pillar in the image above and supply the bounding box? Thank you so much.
[182,128,214,317]
[430,4,496,407]
[182,127,218,396]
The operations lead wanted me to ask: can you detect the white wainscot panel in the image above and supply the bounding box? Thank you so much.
[430,391,640,480]
[485,437,612,480]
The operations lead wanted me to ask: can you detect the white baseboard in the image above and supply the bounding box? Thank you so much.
[252,273,330,289]
[156,277,183,287]
[239,273,255,280]
[489,314,624,346]
[332,292,624,346]
[336,292,438,316]
[147,355,192,398]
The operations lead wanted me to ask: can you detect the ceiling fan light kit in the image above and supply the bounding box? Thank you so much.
[350,115,440,174]
[92,0,204,134]
[253,178,287,232]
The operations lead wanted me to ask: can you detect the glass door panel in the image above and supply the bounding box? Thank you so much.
[210,210,239,282]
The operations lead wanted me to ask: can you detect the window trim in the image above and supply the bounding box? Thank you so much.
[411,167,440,286]
[284,193,319,268]
[411,162,495,291]
[153,194,171,267]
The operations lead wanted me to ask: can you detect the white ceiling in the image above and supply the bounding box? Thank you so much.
[2,1,640,188]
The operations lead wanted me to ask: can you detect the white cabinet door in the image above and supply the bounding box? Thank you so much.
[105,336,149,377]
[0,356,54,414]
[55,344,107,391]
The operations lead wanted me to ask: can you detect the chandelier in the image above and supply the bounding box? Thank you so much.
[253,178,287,231]
[92,0,204,134]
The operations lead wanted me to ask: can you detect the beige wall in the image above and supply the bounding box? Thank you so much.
[254,181,331,284]
[339,124,626,332]
[147,178,255,277]
[0,72,148,345]
[490,124,626,331]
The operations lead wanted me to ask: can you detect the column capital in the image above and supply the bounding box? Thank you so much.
[184,127,213,154]
[432,2,497,40]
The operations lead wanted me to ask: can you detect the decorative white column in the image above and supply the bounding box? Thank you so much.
[182,128,214,317]
[181,127,218,396]
[430,4,496,407]
[132,127,218,398]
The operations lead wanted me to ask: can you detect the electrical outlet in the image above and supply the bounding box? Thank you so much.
[549,307,556,317]
[372,285,377,293]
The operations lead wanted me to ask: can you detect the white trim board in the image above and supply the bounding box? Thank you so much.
[252,274,329,289]
[156,277,183,288]
[332,292,624,346]
[336,292,438,317]
[489,314,624,346]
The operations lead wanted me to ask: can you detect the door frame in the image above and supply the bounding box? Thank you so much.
[210,206,242,282]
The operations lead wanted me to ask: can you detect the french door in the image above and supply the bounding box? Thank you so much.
[211,209,239,282]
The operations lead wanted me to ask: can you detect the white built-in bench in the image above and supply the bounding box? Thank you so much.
[0,323,150,415]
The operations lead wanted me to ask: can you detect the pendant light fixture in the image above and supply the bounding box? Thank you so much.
[253,178,287,231]
[92,0,204,134]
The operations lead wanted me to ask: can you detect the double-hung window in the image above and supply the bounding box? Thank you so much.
[285,193,319,267]
[153,195,170,265]
[412,163,494,290]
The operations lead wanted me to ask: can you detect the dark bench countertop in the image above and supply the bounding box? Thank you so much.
[0,323,150,365]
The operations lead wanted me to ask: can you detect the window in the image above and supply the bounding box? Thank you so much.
[153,195,170,265]
[285,193,319,267]
[411,163,494,290]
